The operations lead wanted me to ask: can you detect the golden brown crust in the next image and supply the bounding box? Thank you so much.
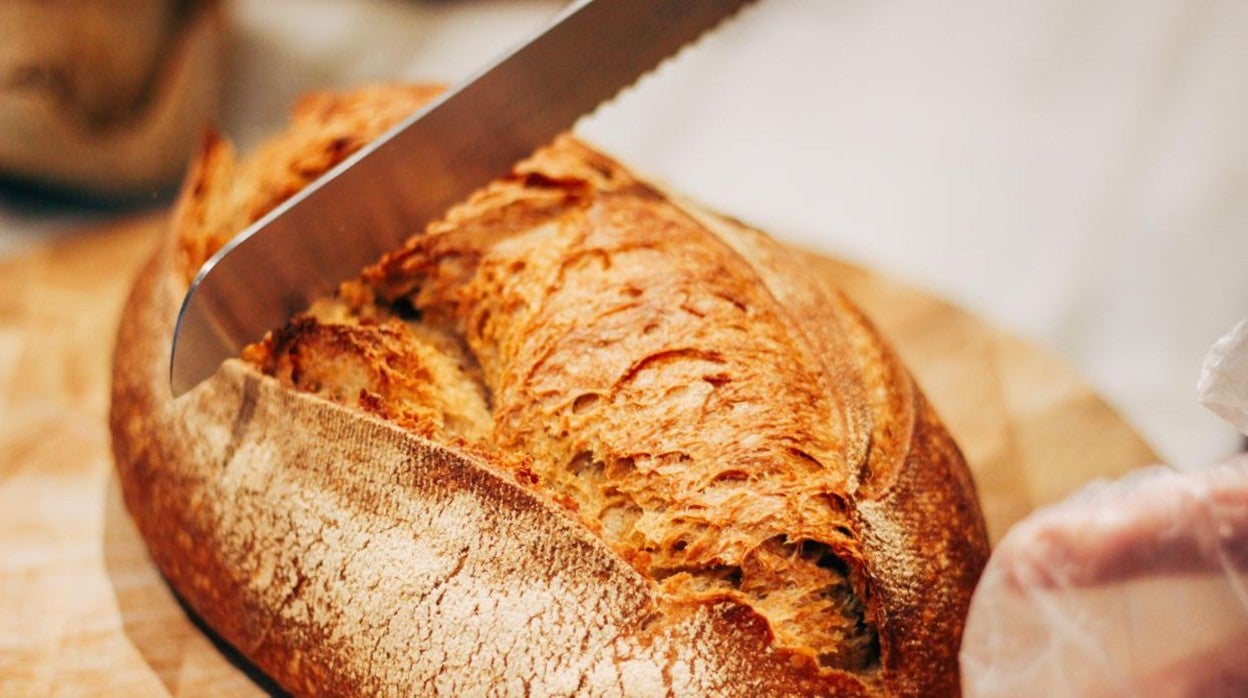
[110,86,988,696]
[688,210,990,695]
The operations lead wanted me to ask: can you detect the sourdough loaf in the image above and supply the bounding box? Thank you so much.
[110,85,989,696]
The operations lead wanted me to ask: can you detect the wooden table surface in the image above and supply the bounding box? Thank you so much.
[0,213,1158,695]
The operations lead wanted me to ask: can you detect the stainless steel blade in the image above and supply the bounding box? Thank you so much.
[170,0,756,396]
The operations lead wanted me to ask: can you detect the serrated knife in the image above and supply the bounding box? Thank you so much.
[170,0,757,396]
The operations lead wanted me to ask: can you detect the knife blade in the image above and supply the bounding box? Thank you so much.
[170,0,757,396]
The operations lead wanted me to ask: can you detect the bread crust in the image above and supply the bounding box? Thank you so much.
[110,87,988,696]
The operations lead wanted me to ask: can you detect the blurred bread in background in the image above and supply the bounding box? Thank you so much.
[0,0,225,200]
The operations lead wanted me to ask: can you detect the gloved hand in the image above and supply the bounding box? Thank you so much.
[961,320,1248,697]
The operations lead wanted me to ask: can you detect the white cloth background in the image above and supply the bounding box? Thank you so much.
[3,0,1245,467]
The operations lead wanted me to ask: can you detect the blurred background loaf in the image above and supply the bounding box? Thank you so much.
[0,0,224,198]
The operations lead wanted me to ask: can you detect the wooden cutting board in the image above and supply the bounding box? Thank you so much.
[0,213,1157,696]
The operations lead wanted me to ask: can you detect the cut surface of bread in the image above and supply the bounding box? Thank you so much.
[113,84,990,696]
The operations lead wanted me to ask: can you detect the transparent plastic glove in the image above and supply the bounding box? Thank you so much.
[961,320,1248,698]
[1199,319,1248,436]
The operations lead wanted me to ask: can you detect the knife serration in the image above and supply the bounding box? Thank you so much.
[170,0,757,396]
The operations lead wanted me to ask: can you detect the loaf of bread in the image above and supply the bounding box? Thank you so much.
[110,85,990,696]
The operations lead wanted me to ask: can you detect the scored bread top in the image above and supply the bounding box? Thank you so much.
[166,84,989,695]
